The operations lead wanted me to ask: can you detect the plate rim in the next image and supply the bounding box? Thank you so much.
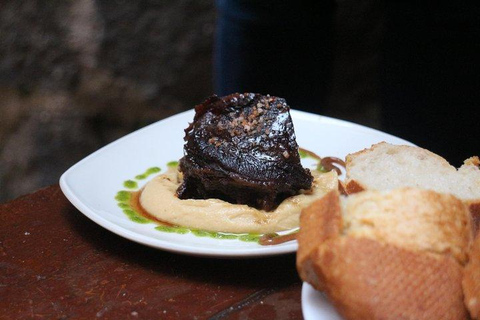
[302,282,344,320]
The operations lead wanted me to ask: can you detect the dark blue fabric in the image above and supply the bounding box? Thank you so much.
[214,1,480,165]
[214,0,336,112]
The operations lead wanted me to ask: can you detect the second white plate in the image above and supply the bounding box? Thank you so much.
[302,282,343,320]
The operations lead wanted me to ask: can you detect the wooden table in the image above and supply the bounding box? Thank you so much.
[0,186,304,319]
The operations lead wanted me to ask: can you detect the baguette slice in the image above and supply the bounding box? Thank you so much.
[297,190,342,291]
[464,232,480,319]
[297,188,472,320]
[345,142,480,233]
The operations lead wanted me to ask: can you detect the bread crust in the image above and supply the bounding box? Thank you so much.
[345,180,365,195]
[296,190,341,291]
[347,178,480,235]
[297,189,471,319]
[344,142,380,196]
[344,142,480,235]
[338,180,348,195]
[469,202,480,236]
[343,188,472,265]
[317,237,467,320]
[464,233,480,319]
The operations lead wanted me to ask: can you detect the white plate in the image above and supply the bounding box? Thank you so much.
[302,283,343,320]
[60,109,413,258]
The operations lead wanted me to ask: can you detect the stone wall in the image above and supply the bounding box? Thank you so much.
[0,0,216,201]
[0,0,382,201]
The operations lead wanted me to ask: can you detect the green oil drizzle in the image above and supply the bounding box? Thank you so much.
[123,180,138,189]
[156,227,262,242]
[118,202,130,209]
[238,234,262,242]
[115,190,131,202]
[114,162,295,243]
[167,161,179,168]
[135,166,161,180]
[298,148,328,173]
[299,149,309,159]
[115,190,151,224]
[154,223,261,242]
[123,208,150,224]
[156,225,189,234]
[317,164,329,173]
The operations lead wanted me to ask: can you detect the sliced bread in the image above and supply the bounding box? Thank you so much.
[345,142,480,232]
[297,188,472,320]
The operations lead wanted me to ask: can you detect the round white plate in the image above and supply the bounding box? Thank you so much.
[302,283,343,320]
[60,109,413,258]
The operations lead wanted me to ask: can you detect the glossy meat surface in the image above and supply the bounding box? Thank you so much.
[176,93,312,211]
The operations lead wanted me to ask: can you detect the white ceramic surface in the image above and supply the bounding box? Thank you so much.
[60,109,413,258]
[302,283,344,320]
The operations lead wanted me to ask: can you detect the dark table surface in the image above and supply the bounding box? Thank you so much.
[0,185,304,319]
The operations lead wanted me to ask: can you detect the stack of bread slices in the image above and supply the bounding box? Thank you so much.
[297,142,480,320]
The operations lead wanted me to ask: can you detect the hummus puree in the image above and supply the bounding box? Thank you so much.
[140,168,338,234]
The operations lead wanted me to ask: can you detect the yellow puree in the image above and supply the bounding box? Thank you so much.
[140,167,338,234]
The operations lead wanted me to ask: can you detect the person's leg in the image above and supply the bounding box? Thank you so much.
[214,0,336,112]
[381,2,480,165]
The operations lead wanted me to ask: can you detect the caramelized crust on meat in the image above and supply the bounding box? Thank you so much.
[177,93,312,211]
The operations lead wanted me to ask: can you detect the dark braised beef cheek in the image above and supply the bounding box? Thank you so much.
[176,93,313,211]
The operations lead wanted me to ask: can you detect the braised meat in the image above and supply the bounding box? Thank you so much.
[176,93,313,211]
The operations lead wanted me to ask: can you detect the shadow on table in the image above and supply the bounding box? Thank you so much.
[63,203,300,290]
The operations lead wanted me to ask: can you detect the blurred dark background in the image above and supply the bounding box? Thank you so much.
[0,0,382,201]
[0,0,216,201]
[4,1,476,202]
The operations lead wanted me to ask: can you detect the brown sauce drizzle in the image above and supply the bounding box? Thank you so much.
[298,147,322,161]
[130,190,175,227]
[258,231,298,246]
[131,147,344,246]
[298,147,346,175]
[320,157,346,175]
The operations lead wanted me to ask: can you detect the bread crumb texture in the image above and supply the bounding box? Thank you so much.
[342,188,472,264]
[297,187,472,320]
[346,142,480,201]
